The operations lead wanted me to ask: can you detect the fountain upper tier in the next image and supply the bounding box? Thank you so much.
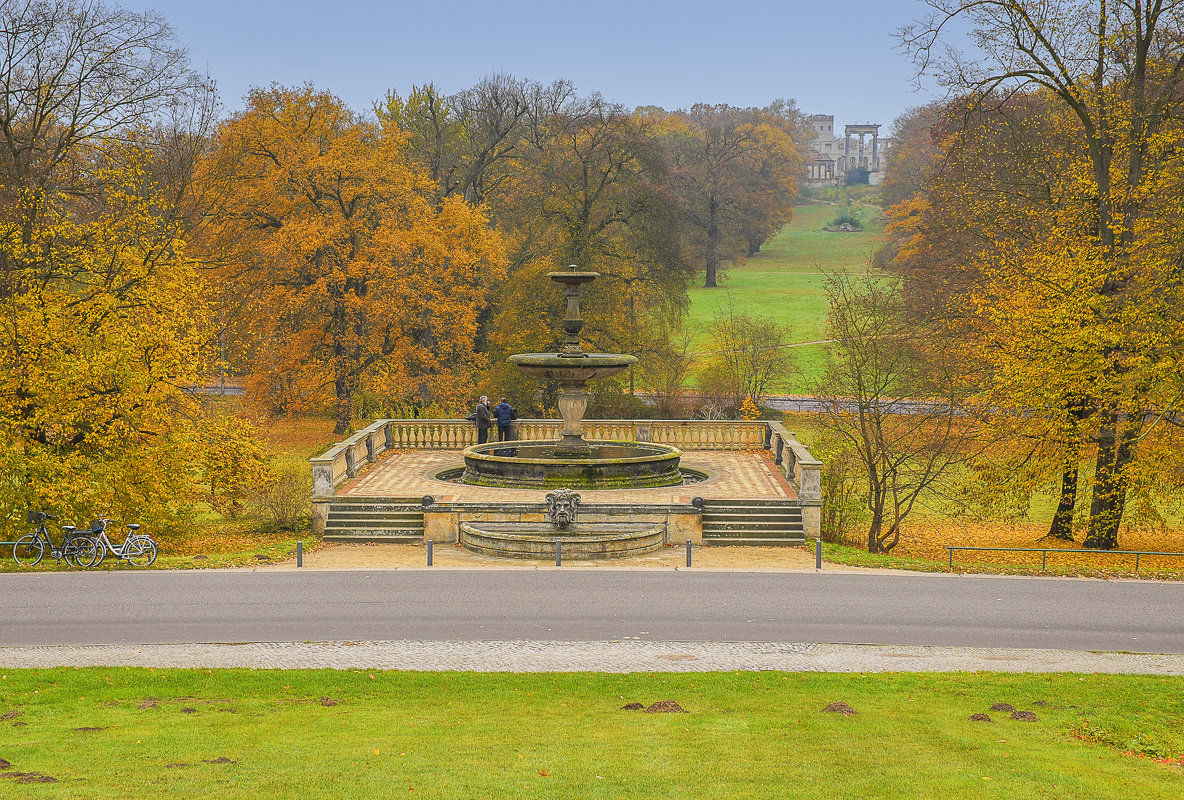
[508,352,637,382]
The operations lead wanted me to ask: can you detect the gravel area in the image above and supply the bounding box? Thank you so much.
[1,640,1180,674]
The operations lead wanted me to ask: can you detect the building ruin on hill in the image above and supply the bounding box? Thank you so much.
[805,114,892,186]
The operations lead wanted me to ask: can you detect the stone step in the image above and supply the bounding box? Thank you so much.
[702,522,805,534]
[704,527,804,538]
[323,532,423,543]
[326,511,425,522]
[702,511,803,523]
[704,535,805,547]
[325,519,424,529]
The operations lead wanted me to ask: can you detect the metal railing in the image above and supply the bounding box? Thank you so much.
[947,546,1184,573]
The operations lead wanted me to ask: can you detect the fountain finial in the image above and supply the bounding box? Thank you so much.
[548,266,599,357]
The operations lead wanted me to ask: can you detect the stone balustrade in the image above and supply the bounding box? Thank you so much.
[766,421,822,537]
[310,417,822,539]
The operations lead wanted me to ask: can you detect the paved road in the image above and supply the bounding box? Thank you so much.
[4,570,1182,652]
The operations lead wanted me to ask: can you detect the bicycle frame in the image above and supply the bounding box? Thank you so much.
[13,511,96,567]
[90,518,156,564]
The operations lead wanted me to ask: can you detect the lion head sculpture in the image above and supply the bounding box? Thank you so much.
[545,488,581,530]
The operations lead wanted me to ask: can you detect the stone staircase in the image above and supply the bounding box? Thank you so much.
[700,499,805,546]
[323,497,425,543]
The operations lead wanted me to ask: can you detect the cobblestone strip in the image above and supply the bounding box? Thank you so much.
[0,640,1181,674]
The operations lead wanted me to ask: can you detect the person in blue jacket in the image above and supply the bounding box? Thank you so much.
[493,397,516,441]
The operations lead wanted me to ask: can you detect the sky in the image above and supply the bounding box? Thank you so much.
[120,0,940,133]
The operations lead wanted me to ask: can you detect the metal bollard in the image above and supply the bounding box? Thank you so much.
[427,539,433,566]
[686,538,692,568]
[296,540,302,568]
[815,538,822,570]
[555,540,562,567]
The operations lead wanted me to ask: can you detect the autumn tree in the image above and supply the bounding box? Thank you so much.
[660,104,801,288]
[698,300,795,412]
[0,0,217,535]
[816,270,980,554]
[899,1,1184,548]
[433,88,693,411]
[196,85,506,434]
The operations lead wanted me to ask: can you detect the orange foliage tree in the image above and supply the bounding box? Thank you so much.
[196,86,506,434]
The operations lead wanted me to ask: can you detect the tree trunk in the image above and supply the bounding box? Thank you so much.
[867,512,882,554]
[333,374,354,435]
[866,481,886,553]
[704,195,719,288]
[1047,463,1078,540]
[1083,412,1135,550]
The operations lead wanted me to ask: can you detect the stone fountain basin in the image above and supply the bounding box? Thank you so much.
[461,440,684,489]
[459,520,665,559]
[508,352,638,382]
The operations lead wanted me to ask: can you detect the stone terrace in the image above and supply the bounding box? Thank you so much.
[342,449,798,504]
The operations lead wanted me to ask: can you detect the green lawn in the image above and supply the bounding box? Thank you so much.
[686,202,888,393]
[2,669,1181,798]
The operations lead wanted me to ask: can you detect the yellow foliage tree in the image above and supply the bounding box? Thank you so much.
[899,1,1184,548]
[0,1,216,537]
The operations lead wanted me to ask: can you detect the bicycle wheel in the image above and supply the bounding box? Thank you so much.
[65,537,101,568]
[125,538,157,567]
[13,535,45,567]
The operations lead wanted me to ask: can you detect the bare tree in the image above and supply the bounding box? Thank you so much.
[699,299,794,412]
[0,0,207,180]
[0,0,210,291]
[817,270,980,554]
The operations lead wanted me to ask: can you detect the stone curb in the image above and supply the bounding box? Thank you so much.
[1,640,1181,674]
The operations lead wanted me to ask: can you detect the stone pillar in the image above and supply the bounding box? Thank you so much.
[424,510,459,543]
[798,460,822,540]
[872,131,880,170]
[800,504,821,540]
[311,498,330,536]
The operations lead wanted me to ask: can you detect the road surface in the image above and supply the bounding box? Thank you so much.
[3,569,1181,653]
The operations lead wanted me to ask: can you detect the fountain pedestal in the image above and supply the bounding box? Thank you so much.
[556,384,589,456]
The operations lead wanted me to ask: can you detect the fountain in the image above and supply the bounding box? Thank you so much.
[458,488,667,559]
[460,267,684,489]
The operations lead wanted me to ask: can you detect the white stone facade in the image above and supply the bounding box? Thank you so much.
[806,114,892,186]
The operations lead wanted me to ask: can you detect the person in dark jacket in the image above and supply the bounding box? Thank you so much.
[493,397,516,441]
[474,396,492,444]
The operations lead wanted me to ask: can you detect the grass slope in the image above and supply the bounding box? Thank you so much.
[2,669,1181,798]
[685,203,887,393]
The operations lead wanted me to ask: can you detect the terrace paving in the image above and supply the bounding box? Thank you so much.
[340,448,797,503]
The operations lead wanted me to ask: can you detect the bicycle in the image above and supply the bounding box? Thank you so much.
[12,511,100,568]
[87,517,157,567]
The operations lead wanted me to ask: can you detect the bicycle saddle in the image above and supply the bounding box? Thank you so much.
[127,523,141,530]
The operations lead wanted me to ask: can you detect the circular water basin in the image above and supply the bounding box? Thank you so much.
[458,440,687,489]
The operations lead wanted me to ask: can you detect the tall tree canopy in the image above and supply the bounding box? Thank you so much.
[660,104,802,288]
[196,85,506,434]
[0,0,214,531]
[895,0,1184,547]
